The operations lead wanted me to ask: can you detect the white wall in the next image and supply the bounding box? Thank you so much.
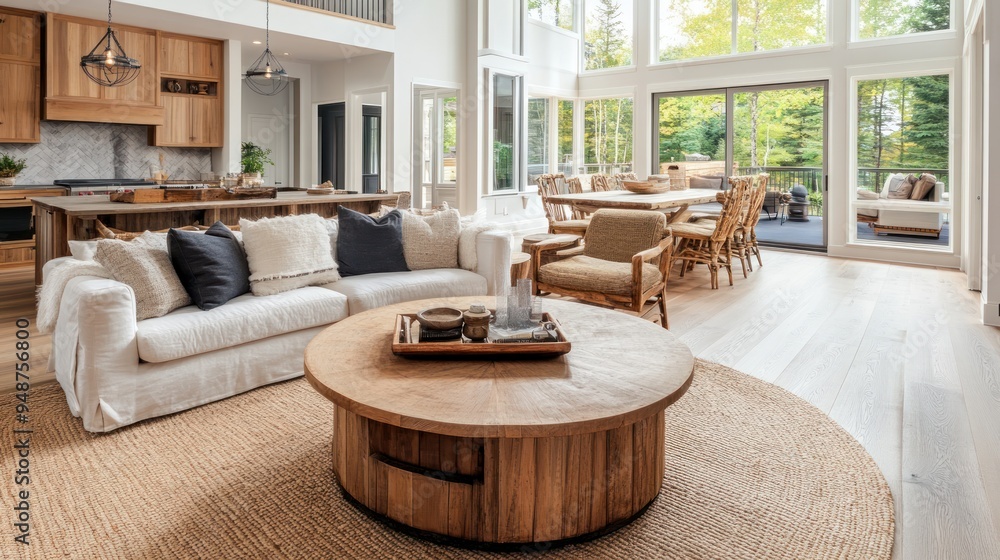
[311,53,393,188]
[392,0,469,207]
[979,0,1000,325]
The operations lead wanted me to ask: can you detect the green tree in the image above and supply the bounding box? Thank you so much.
[906,75,949,169]
[585,98,633,171]
[908,0,950,32]
[585,0,631,70]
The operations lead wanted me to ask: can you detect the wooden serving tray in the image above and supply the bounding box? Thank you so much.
[109,187,277,204]
[391,312,571,359]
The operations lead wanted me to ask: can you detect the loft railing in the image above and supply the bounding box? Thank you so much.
[278,0,392,26]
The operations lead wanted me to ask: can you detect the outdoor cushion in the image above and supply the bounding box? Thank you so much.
[910,173,937,201]
[887,174,917,199]
[538,255,662,297]
[324,269,487,314]
[136,287,348,363]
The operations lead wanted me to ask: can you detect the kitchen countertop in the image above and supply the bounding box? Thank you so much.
[32,190,400,215]
[0,185,68,191]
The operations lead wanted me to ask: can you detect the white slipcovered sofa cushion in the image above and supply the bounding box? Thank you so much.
[136,287,349,363]
[324,269,488,314]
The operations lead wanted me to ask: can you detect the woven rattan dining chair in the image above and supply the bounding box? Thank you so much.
[530,209,674,329]
[670,176,753,289]
[613,172,639,190]
[692,173,769,277]
[736,173,769,272]
[590,174,618,192]
[537,173,590,235]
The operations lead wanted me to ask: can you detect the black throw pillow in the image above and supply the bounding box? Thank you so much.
[336,206,409,276]
[168,222,251,310]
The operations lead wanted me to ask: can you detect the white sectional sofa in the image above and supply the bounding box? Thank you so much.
[44,230,512,432]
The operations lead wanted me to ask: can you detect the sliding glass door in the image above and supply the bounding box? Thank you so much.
[654,81,828,249]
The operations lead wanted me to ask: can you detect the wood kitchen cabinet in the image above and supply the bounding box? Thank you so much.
[0,7,41,143]
[159,33,222,79]
[155,94,222,146]
[151,32,223,147]
[44,13,164,125]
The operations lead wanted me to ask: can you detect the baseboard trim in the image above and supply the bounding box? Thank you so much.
[983,300,1000,327]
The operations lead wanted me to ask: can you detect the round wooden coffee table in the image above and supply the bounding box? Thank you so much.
[304,297,694,550]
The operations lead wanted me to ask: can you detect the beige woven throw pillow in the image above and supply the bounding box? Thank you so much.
[240,214,341,296]
[94,232,191,320]
[400,209,461,270]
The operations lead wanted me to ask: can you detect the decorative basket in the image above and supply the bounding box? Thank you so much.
[0,177,15,187]
[622,181,671,195]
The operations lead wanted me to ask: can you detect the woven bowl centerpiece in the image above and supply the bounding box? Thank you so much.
[623,180,671,195]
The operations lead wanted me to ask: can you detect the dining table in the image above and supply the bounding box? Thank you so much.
[545,188,721,224]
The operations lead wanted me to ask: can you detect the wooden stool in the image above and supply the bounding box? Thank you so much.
[510,252,531,286]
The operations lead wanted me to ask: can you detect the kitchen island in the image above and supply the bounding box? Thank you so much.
[33,191,401,283]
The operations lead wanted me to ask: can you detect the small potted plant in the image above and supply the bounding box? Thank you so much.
[0,152,27,187]
[240,142,273,187]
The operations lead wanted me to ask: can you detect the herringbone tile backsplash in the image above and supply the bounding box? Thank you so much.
[0,121,212,185]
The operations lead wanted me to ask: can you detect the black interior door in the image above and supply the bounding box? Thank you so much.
[362,105,382,193]
[318,103,345,189]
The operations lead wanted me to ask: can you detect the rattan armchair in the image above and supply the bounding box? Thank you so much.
[530,209,673,328]
[670,176,753,289]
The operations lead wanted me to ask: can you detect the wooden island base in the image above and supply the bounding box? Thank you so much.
[332,404,665,549]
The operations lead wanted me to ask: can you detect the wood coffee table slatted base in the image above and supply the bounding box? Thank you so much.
[332,404,665,548]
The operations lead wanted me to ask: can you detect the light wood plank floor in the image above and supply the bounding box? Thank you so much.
[2,252,999,559]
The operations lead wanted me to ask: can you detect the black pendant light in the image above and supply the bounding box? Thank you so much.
[81,0,142,87]
[245,0,288,96]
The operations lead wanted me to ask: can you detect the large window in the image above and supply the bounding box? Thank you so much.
[491,73,521,193]
[857,0,950,40]
[854,73,951,248]
[584,96,633,174]
[527,97,551,184]
[584,0,633,71]
[528,97,577,185]
[657,0,826,63]
[528,0,575,31]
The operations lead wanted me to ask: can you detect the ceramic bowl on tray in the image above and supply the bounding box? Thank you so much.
[415,307,465,330]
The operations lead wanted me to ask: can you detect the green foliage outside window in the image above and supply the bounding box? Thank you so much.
[585,0,632,70]
[858,0,950,40]
[658,0,826,63]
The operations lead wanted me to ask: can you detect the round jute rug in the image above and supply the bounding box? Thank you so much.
[1,361,893,559]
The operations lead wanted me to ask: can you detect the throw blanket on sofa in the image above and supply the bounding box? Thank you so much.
[37,260,113,334]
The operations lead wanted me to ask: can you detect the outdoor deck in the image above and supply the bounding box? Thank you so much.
[689,202,950,249]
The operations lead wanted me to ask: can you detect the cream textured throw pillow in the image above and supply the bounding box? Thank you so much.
[94,233,192,320]
[400,209,461,270]
[458,222,495,271]
[240,214,341,296]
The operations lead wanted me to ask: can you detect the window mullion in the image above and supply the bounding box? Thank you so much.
[731,0,738,55]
